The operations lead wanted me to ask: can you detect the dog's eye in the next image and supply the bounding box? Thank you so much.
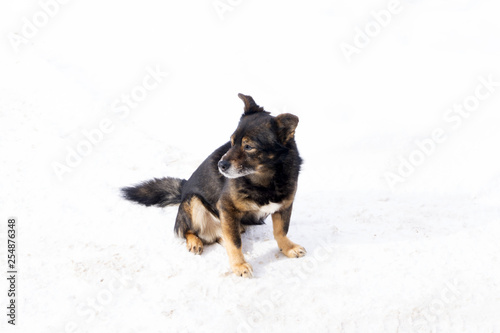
[244,144,254,151]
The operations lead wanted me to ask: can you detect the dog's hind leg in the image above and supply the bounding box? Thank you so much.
[174,199,204,255]
[272,204,306,258]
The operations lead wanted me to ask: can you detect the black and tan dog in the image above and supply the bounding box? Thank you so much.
[122,94,305,277]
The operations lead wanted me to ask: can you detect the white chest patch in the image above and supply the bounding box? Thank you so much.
[259,202,282,215]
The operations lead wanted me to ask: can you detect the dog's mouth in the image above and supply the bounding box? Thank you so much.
[218,167,255,179]
[219,169,244,179]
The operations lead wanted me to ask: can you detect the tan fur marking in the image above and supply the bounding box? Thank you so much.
[241,137,256,146]
[220,211,253,278]
[272,203,306,258]
[224,241,252,278]
[189,197,222,244]
[185,232,203,255]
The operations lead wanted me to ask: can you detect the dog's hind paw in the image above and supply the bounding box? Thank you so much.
[281,244,307,258]
[231,262,253,278]
[186,233,204,255]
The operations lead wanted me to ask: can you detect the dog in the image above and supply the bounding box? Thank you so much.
[122,93,305,277]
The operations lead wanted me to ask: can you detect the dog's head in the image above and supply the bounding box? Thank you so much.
[218,93,299,179]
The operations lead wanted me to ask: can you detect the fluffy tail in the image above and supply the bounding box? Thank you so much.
[121,177,186,207]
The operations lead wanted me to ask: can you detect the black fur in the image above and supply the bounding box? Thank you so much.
[121,177,186,207]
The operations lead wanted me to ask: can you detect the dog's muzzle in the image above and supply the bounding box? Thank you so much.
[218,158,254,178]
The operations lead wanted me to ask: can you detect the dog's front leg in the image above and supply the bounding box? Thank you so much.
[272,204,306,258]
[219,207,253,278]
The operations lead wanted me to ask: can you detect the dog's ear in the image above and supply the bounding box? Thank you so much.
[276,113,299,144]
[238,93,265,115]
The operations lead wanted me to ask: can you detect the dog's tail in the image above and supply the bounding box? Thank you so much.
[121,177,186,207]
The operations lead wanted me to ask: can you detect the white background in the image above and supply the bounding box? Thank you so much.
[1,0,499,332]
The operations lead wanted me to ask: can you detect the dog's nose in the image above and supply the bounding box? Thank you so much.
[218,160,230,172]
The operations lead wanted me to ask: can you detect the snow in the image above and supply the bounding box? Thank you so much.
[1,0,500,332]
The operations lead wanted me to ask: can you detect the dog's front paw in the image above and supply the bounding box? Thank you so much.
[281,244,307,258]
[231,262,253,278]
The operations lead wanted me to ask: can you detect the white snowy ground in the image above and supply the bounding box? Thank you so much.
[1,0,500,332]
